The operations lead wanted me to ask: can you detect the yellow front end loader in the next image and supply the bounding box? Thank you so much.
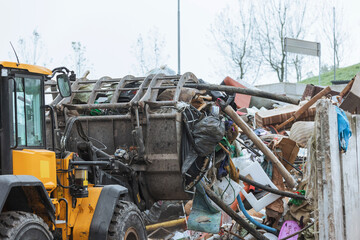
[0,61,146,240]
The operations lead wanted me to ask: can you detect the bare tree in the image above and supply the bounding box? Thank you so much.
[71,42,89,76]
[321,5,347,68]
[292,55,304,82]
[133,27,168,75]
[134,35,149,74]
[16,30,45,65]
[256,0,309,82]
[210,1,260,82]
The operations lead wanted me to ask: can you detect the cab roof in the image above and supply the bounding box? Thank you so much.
[0,61,52,76]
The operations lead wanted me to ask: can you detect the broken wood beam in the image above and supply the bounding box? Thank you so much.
[338,77,355,99]
[183,83,300,105]
[218,99,297,188]
[275,86,331,130]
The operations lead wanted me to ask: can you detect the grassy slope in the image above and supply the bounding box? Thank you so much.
[300,63,360,85]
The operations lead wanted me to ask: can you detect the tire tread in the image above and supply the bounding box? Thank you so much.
[107,201,146,240]
[0,211,52,240]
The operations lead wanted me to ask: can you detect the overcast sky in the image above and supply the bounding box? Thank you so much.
[1,0,360,84]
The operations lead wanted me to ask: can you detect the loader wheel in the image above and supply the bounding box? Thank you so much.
[0,211,52,240]
[108,201,147,240]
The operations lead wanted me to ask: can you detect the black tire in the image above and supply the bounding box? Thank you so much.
[0,211,53,240]
[108,201,147,240]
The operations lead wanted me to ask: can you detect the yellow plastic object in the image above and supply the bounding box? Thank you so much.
[13,149,57,191]
[146,218,187,232]
[0,61,52,75]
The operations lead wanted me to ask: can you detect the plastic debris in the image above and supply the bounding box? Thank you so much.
[335,106,352,152]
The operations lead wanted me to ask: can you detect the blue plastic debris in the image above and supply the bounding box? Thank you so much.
[187,182,221,234]
[335,106,352,152]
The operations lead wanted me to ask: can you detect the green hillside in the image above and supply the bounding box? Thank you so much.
[301,63,360,85]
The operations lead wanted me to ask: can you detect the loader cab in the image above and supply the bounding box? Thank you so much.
[0,62,143,240]
[0,62,72,175]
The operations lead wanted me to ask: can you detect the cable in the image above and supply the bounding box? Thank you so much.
[88,136,107,151]
[236,194,278,235]
[274,152,303,175]
[220,176,236,205]
[236,138,261,157]
[56,176,74,189]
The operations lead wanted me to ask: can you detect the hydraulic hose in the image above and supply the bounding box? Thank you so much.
[236,195,278,235]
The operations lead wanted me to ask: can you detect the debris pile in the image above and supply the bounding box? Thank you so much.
[50,70,358,240]
[145,73,359,240]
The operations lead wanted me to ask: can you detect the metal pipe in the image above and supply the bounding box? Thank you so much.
[135,108,140,127]
[146,218,186,232]
[201,182,268,240]
[58,198,69,231]
[333,6,336,82]
[91,146,132,173]
[184,83,300,104]
[275,153,303,175]
[63,102,131,110]
[74,115,131,121]
[238,174,305,200]
[71,161,110,166]
[73,75,180,84]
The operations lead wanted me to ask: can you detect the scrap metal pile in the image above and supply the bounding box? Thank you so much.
[48,71,359,240]
[143,73,358,240]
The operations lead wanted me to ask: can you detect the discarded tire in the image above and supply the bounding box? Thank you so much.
[0,211,52,240]
[108,201,147,240]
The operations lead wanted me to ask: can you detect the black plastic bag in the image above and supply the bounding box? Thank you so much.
[193,116,225,156]
[182,115,225,174]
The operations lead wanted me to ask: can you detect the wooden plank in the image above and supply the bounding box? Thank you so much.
[223,103,296,188]
[342,115,360,239]
[316,100,329,240]
[255,104,316,128]
[315,100,345,240]
[327,104,345,240]
[340,73,360,114]
[339,114,359,239]
[357,116,360,211]
[313,101,360,239]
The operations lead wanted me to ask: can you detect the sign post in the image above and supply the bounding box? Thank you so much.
[285,38,321,85]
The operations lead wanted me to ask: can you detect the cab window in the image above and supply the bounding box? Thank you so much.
[11,77,44,147]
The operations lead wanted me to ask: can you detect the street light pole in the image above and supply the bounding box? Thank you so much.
[333,6,336,82]
[177,0,181,75]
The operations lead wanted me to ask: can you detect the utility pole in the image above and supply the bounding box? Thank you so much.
[333,6,336,82]
[177,0,181,75]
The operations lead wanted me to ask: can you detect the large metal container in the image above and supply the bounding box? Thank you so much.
[47,72,200,200]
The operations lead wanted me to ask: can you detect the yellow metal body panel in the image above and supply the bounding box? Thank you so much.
[54,153,103,240]
[54,153,73,239]
[72,187,102,240]
[13,149,57,191]
[0,61,52,75]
